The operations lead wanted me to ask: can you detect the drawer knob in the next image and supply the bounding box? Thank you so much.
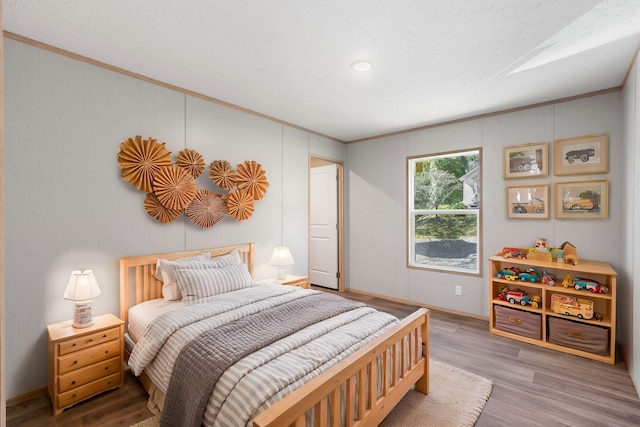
[72,343,76,347]
[103,334,107,338]
[72,360,78,365]
[71,380,76,385]
[105,367,109,371]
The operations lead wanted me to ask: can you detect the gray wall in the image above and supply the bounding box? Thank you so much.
[346,92,634,385]
[2,38,345,398]
[622,51,639,395]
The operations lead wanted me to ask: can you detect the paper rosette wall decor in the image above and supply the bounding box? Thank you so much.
[226,189,255,221]
[236,160,269,200]
[153,165,197,210]
[144,192,182,224]
[209,160,237,190]
[185,189,227,228]
[117,136,172,192]
[176,149,205,179]
[117,135,268,228]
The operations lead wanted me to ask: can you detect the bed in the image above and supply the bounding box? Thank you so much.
[119,243,429,427]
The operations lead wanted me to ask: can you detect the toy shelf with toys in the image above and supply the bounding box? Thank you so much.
[489,250,617,364]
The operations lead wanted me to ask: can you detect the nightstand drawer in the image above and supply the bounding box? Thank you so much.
[58,328,120,356]
[58,356,121,392]
[57,339,120,375]
[58,372,121,408]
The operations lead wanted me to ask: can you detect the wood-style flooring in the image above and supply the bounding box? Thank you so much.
[7,289,640,426]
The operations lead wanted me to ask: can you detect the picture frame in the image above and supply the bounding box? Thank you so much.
[506,185,550,219]
[555,180,608,219]
[503,142,549,179]
[554,133,608,176]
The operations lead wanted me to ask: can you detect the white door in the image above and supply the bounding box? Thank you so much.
[310,164,338,289]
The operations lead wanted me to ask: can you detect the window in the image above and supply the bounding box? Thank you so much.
[408,149,481,274]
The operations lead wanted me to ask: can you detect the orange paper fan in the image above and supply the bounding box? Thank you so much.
[153,165,197,210]
[236,160,269,200]
[176,149,205,179]
[227,189,255,221]
[144,192,181,224]
[186,189,227,228]
[209,160,237,190]
[117,135,172,192]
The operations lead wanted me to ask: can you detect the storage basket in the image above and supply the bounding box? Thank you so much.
[548,316,609,356]
[494,305,541,340]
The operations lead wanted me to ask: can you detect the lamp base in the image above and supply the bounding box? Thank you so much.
[72,301,94,328]
[276,268,287,281]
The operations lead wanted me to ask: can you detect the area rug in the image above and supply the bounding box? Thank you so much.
[131,359,492,427]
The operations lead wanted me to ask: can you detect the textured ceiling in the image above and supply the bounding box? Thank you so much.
[3,0,640,142]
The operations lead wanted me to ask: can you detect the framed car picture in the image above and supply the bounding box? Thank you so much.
[555,180,608,219]
[503,142,549,179]
[554,133,608,175]
[506,185,549,219]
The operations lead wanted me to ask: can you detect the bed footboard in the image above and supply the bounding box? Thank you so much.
[252,308,429,427]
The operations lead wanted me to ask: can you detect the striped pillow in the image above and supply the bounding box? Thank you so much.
[176,263,254,302]
[207,249,243,268]
[155,253,211,301]
[156,250,244,301]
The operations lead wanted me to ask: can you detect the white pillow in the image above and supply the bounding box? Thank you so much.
[175,263,254,303]
[155,252,211,301]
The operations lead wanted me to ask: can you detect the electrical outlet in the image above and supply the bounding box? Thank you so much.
[455,285,462,296]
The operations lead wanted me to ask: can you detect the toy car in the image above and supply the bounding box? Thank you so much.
[528,295,541,309]
[590,283,609,294]
[505,289,530,306]
[497,267,520,280]
[519,267,540,283]
[573,278,608,294]
[551,294,594,320]
[541,271,556,286]
[562,273,572,288]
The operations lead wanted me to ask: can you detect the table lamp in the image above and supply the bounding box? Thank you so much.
[64,269,102,328]
[270,246,295,280]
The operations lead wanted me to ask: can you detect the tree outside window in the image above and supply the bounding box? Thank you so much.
[408,149,481,274]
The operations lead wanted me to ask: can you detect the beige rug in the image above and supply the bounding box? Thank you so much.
[131,359,492,427]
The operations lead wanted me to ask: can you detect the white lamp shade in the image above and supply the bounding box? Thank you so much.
[270,246,295,266]
[64,270,101,302]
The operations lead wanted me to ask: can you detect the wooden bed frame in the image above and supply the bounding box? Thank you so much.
[119,243,430,427]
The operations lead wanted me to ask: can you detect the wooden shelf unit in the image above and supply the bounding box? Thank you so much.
[489,256,617,364]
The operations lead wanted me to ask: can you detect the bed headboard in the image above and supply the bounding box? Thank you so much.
[118,243,254,327]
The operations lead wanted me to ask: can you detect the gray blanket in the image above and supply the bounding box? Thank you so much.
[160,292,365,427]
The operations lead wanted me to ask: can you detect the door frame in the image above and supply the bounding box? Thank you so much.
[309,155,344,292]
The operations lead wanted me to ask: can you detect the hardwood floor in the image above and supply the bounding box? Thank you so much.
[7,290,640,426]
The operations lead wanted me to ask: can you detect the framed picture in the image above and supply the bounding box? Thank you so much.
[555,180,608,219]
[503,142,549,179]
[506,185,549,219]
[554,133,608,176]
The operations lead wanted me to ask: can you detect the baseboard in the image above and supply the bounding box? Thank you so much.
[346,287,489,321]
[6,386,47,407]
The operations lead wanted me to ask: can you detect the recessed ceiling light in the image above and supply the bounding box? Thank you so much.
[351,61,372,72]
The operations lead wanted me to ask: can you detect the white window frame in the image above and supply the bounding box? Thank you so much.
[407,148,481,275]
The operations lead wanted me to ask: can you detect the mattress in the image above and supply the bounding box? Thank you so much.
[128,298,184,344]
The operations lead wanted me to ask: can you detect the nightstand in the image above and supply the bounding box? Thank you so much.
[259,275,309,288]
[47,313,124,415]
